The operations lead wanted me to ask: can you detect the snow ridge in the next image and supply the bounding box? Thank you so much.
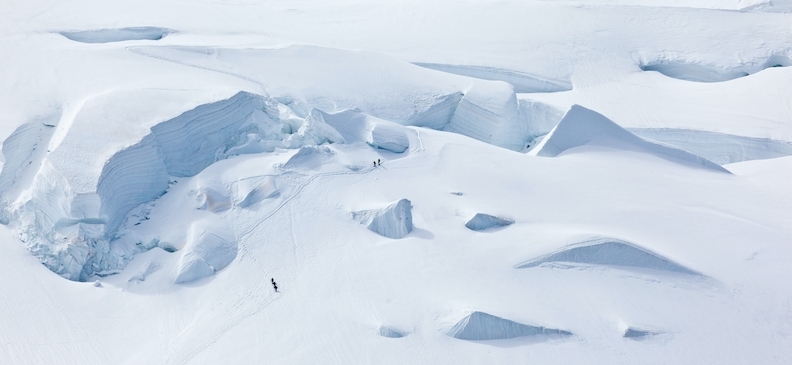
[531,105,730,173]
[516,237,701,275]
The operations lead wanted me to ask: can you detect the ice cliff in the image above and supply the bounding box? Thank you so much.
[353,199,413,239]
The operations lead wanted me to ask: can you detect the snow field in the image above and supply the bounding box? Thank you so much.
[1,0,792,363]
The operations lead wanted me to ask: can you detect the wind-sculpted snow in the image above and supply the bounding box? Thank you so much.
[174,217,237,284]
[231,176,278,208]
[446,311,572,341]
[414,63,572,93]
[640,54,791,82]
[465,213,514,231]
[59,27,173,43]
[353,199,413,239]
[282,146,336,171]
[532,105,730,173]
[516,238,701,275]
[629,128,792,164]
[315,109,410,153]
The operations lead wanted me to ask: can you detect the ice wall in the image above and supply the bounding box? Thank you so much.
[2,91,299,280]
[353,199,413,239]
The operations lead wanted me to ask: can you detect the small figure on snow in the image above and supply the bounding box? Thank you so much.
[271,278,278,292]
[377,159,381,166]
[373,161,377,167]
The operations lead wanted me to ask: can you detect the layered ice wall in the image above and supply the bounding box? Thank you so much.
[0,91,309,280]
[445,82,528,151]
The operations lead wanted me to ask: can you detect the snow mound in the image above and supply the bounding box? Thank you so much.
[516,238,701,275]
[175,218,237,284]
[623,327,658,340]
[465,213,514,231]
[282,146,336,171]
[629,128,792,164]
[231,176,278,208]
[640,54,791,82]
[414,63,572,93]
[312,109,410,153]
[531,105,729,173]
[59,27,173,43]
[378,326,407,338]
[446,311,572,341]
[352,199,413,239]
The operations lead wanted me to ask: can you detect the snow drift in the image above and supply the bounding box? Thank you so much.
[465,213,514,231]
[446,311,572,341]
[531,105,730,173]
[515,237,701,275]
[352,199,413,239]
[174,217,237,284]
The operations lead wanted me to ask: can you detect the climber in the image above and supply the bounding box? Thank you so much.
[271,278,278,292]
[373,161,377,167]
[377,158,381,166]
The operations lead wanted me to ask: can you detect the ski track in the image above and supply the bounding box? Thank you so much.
[155,165,381,364]
[126,47,266,91]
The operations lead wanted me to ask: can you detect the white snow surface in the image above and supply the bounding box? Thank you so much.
[1,0,792,364]
[532,105,730,173]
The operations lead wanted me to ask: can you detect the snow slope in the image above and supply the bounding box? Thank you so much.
[1,0,791,364]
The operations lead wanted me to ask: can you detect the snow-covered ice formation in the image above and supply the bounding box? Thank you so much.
[231,176,279,209]
[413,63,572,93]
[531,105,730,173]
[174,217,237,284]
[59,27,173,43]
[312,109,410,153]
[352,199,413,239]
[378,326,407,338]
[629,128,792,164]
[516,238,701,275]
[0,90,341,280]
[446,311,572,341]
[445,82,528,151]
[640,54,791,82]
[281,146,336,171]
[465,213,514,231]
[623,327,658,339]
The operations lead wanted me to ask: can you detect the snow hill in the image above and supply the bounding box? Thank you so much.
[1,0,792,364]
